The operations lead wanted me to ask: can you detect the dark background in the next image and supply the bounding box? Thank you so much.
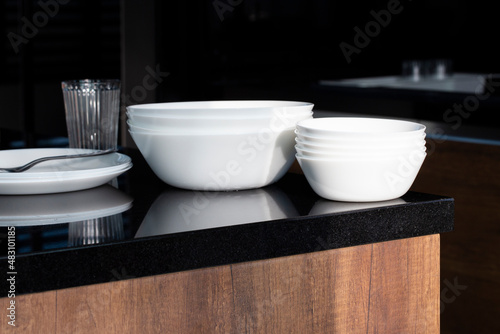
[1,0,499,148]
[1,1,500,333]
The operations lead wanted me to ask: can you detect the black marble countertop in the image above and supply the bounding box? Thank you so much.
[0,148,454,296]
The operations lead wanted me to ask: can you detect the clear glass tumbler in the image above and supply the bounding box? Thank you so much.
[61,79,121,150]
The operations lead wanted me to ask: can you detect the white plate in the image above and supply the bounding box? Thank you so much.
[0,184,133,225]
[0,148,132,195]
[0,148,131,178]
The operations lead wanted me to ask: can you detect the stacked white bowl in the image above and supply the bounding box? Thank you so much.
[295,117,427,202]
[127,100,314,191]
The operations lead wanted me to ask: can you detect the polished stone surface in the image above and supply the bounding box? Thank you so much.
[0,149,454,295]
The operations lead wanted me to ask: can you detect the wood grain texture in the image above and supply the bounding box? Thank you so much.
[1,290,56,333]
[1,235,439,334]
[409,139,500,334]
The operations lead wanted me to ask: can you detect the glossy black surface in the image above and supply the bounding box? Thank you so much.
[0,148,454,295]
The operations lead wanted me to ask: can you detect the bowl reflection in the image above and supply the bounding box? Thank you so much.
[309,197,407,215]
[135,185,298,238]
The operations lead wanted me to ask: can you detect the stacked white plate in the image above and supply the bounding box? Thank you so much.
[127,100,313,191]
[0,148,132,195]
[295,117,427,202]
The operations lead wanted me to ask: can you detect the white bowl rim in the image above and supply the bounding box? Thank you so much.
[126,110,313,120]
[294,137,426,149]
[127,100,314,111]
[295,152,427,162]
[294,144,426,155]
[126,118,303,133]
[294,129,426,141]
[296,117,426,135]
[128,127,296,137]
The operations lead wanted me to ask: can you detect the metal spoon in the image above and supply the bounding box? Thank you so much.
[0,149,117,173]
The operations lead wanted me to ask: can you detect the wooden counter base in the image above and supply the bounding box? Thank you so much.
[2,234,439,333]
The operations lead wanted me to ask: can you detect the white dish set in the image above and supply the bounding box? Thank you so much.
[129,102,426,201]
[0,100,426,203]
[127,101,314,191]
[295,117,427,202]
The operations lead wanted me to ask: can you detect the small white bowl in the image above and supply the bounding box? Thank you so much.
[127,112,312,134]
[296,151,426,202]
[296,117,426,139]
[127,100,314,118]
[295,144,426,159]
[129,126,299,191]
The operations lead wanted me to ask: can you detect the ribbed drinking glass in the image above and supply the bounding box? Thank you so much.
[62,79,121,150]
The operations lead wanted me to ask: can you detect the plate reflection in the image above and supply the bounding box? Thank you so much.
[0,183,133,246]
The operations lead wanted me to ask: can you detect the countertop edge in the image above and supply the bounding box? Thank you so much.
[3,195,454,296]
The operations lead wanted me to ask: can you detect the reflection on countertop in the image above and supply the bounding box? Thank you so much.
[309,197,407,216]
[0,182,133,249]
[0,183,133,226]
[135,184,298,237]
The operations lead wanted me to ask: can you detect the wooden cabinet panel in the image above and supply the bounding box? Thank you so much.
[1,235,439,333]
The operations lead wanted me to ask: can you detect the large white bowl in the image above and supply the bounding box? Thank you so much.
[129,126,299,191]
[295,144,426,159]
[296,117,426,139]
[295,129,426,146]
[296,151,426,202]
[127,112,313,134]
[127,100,314,118]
